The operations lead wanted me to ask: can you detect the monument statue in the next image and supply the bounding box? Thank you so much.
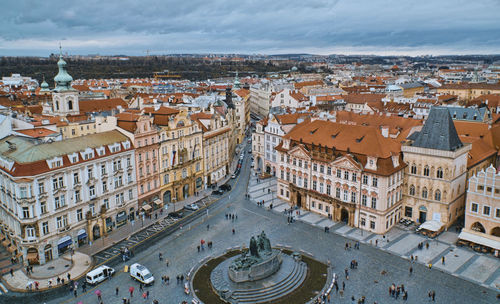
[249,236,259,257]
[228,231,282,282]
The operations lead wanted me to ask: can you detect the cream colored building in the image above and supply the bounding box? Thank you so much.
[0,131,137,265]
[459,166,500,253]
[402,107,471,228]
[156,110,204,206]
[252,117,267,172]
[191,111,231,187]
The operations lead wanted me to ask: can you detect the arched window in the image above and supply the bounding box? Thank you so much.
[55,100,59,111]
[422,187,428,199]
[411,164,417,174]
[423,166,430,176]
[409,185,415,196]
[434,190,441,201]
[68,99,73,110]
[436,167,443,179]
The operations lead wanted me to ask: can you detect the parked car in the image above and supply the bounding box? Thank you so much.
[129,263,154,285]
[212,189,223,195]
[220,184,232,191]
[168,211,184,218]
[231,174,237,179]
[86,265,115,285]
[240,154,244,159]
[184,203,199,211]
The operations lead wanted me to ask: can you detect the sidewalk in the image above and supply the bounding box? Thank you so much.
[1,251,91,292]
[246,168,500,291]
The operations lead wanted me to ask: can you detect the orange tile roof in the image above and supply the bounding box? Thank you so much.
[79,98,127,113]
[16,128,58,138]
[294,80,324,89]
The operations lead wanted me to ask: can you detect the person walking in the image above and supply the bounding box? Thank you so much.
[116,286,119,296]
[409,266,413,276]
[442,256,445,265]
[207,224,210,231]
[73,289,77,298]
[232,228,235,235]
[342,281,345,291]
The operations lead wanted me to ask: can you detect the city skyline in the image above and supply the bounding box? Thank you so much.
[1,0,500,56]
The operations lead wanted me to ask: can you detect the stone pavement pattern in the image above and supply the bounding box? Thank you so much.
[39,150,498,304]
[247,169,500,291]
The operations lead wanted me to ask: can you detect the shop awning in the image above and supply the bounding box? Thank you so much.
[26,252,39,261]
[77,229,88,240]
[153,200,162,206]
[458,230,500,250]
[142,204,152,212]
[7,246,16,253]
[57,236,72,249]
[419,220,444,232]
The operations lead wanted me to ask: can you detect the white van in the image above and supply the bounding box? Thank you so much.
[86,265,115,285]
[129,263,154,285]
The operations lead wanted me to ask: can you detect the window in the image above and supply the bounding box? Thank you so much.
[127,157,131,167]
[351,192,356,203]
[371,197,377,209]
[327,167,331,175]
[484,205,491,216]
[89,185,96,198]
[311,201,315,208]
[313,163,317,172]
[104,198,110,209]
[304,161,308,169]
[77,209,83,221]
[436,167,443,179]
[102,181,107,193]
[405,206,412,217]
[53,177,64,189]
[55,195,66,209]
[293,175,296,184]
[113,160,122,172]
[496,208,500,218]
[298,159,302,168]
[40,202,47,214]
[337,169,341,178]
[471,202,478,213]
[114,176,123,188]
[372,177,378,187]
[75,190,81,202]
[182,168,187,179]
[326,184,331,195]
[336,188,340,198]
[422,187,428,199]
[361,218,366,226]
[87,168,93,180]
[22,207,30,218]
[370,221,375,229]
[362,195,367,206]
[286,172,290,181]
[352,173,357,182]
[409,185,415,196]
[293,158,296,166]
[320,165,324,174]
[344,171,349,180]
[20,186,28,198]
[38,181,45,194]
[434,190,441,201]
[56,215,68,229]
[362,175,368,185]
[312,181,317,191]
[128,189,133,200]
[42,222,49,235]
[73,173,79,184]
[304,178,308,188]
[319,183,324,193]
[411,164,417,174]
[90,203,95,215]
[423,166,430,176]
[343,190,348,201]
[101,164,107,176]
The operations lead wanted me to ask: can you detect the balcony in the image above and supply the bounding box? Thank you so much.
[58,225,71,233]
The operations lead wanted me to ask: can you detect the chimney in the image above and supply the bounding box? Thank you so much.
[381,126,389,138]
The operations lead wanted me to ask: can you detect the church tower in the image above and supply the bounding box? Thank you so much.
[51,47,79,116]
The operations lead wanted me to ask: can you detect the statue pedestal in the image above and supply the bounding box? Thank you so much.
[228,250,282,283]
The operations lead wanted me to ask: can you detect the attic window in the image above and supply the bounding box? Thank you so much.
[331,132,340,139]
[356,136,365,143]
[453,112,457,118]
[463,113,467,119]
[473,114,477,120]
[310,128,319,135]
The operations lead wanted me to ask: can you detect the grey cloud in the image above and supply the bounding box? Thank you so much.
[0,0,499,55]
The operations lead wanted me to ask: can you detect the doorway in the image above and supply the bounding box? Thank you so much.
[296,192,302,208]
[93,224,101,240]
[341,208,349,224]
[419,211,427,223]
[183,184,189,199]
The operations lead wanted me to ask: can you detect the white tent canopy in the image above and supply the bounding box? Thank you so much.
[458,231,500,251]
[419,220,444,232]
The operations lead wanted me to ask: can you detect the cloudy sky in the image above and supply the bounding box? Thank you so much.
[1,0,499,56]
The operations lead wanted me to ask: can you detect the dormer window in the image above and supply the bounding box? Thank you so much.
[96,147,105,156]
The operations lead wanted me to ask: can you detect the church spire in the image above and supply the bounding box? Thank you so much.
[53,45,74,92]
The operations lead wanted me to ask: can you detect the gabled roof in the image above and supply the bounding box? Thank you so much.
[411,107,463,151]
[79,98,127,113]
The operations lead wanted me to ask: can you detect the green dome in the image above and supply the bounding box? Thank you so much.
[54,55,73,91]
[40,80,50,92]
